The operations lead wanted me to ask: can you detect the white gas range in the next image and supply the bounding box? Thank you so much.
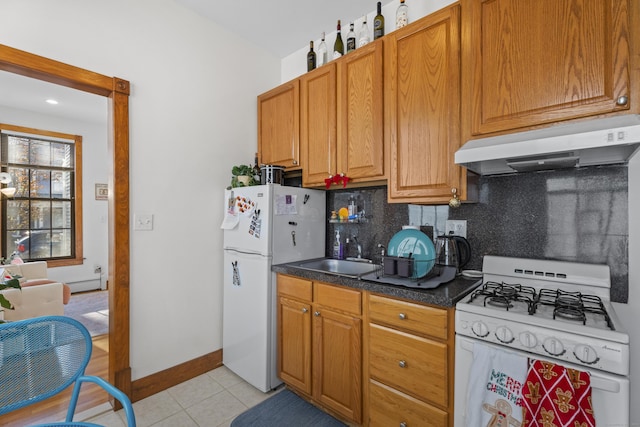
[454,255,629,426]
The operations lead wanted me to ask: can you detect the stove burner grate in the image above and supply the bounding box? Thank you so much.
[535,289,614,330]
[469,281,535,312]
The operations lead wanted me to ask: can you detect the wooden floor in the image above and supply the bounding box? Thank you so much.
[0,334,110,426]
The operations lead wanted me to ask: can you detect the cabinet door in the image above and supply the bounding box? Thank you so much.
[278,296,311,394]
[258,80,300,169]
[300,64,337,187]
[465,0,631,135]
[386,5,465,203]
[312,307,362,423]
[337,40,385,182]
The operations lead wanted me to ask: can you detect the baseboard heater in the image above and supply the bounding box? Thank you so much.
[67,278,103,293]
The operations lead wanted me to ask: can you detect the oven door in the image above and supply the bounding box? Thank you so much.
[454,336,629,427]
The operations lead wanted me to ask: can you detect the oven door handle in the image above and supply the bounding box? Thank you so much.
[457,338,621,394]
[590,376,620,393]
[460,339,474,352]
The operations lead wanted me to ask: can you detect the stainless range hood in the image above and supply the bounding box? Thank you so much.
[455,115,640,175]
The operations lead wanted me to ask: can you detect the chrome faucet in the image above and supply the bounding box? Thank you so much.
[352,236,362,259]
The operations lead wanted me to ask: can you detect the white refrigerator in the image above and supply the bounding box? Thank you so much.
[221,184,326,392]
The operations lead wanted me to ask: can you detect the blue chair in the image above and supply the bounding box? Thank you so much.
[0,315,136,426]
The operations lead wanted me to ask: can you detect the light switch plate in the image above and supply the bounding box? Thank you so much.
[134,214,153,231]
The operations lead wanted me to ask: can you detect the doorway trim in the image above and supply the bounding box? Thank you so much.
[0,44,132,396]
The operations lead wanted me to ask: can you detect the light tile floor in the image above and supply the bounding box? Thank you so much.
[84,366,282,427]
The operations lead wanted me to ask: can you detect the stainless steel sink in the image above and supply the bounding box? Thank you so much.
[294,258,379,278]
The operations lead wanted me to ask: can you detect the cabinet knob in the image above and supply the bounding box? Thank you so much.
[616,95,629,106]
[314,311,321,317]
[398,313,407,320]
[292,160,298,165]
[398,360,407,368]
[400,423,407,427]
[302,308,308,313]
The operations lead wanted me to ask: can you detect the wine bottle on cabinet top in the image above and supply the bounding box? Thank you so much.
[317,32,328,66]
[307,41,316,71]
[373,2,384,39]
[396,0,408,28]
[346,22,356,53]
[333,20,344,59]
[358,16,370,47]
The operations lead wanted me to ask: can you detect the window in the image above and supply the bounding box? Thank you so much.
[0,124,83,267]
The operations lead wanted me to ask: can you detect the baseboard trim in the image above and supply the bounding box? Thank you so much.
[131,349,223,402]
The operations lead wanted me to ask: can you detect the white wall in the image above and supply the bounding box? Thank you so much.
[0,0,281,379]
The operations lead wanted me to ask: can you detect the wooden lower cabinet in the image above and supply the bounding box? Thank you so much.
[313,305,362,422]
[278,296,312,394]
[278,277,455,426]
[277,275,363,424]
[365,293,455,426]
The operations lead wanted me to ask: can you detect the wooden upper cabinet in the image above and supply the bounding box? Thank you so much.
[300,64,337,187]
[337,40,385,182]
[258,80,300,169]
[386,4,466,203]
[464,0,631,136]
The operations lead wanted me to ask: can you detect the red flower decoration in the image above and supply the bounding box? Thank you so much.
[324,174,351,189]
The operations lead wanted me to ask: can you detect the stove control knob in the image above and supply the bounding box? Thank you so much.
[494,326,515,344]
[519,331,537,348]
[471,321,490,338]
[542,337,565,356]
[574,344,600,365]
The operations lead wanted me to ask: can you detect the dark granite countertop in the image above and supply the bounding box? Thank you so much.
[272,259,482,307]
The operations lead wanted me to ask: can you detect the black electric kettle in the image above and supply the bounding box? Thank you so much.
[434,232,471,271]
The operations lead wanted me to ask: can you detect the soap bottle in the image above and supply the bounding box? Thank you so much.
[333,230,344,259]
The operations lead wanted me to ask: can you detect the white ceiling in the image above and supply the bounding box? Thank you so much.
[175,0,392,58]
[0,0,390,123]
[0,71,107,125]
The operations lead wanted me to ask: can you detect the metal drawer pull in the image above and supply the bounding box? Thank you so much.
[617,95,629,106]
[302,308,308,313]
[314,311,321,317]
[400,423,407,427]
[398,360,406,368]
[398,313,407,320]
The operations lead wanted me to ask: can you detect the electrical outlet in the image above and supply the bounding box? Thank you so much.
[94,265,102,274]
[446,220,467,238]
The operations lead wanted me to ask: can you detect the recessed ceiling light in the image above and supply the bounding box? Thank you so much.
[46,99,59,105]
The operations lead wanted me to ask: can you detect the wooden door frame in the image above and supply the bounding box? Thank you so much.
[0,44,132,397]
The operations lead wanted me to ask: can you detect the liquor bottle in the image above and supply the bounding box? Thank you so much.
[373,2,385,39]
[333,20,344,59]
[358,16,370,47]
[346,22,356,53]
[317,32,328,66]
[307,41,316,71]
[396,0,408,28]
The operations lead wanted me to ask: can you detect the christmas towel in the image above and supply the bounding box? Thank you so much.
[522,360,595,426]
[466,343,528,427]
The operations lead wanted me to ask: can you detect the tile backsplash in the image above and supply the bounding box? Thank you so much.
[326,165,629,302]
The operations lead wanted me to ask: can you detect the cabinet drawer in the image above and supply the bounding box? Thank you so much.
[368,293,448,339]
[314,282,361,315]
[278,275,312,302]
[368,379,447,427]
[369,324,447,407]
